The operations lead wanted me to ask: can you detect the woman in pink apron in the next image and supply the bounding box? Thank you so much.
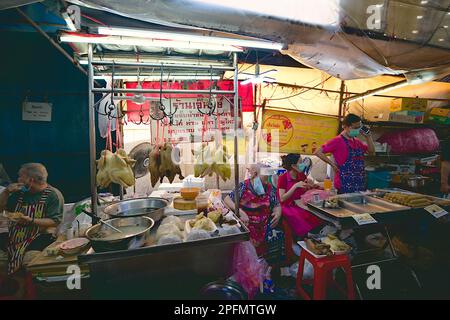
[277,154,324,238]
[224,164,282,256]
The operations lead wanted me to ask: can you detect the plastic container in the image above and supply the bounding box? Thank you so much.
[367,171,391,190]
[323,177,333,191]
[196,195,209,214]
[180,187,200,200]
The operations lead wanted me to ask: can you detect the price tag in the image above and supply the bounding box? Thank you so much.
[352,213,377,225]
[424,205,448,219]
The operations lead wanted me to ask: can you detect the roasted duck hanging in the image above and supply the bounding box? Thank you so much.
[148,143,184,187]
[194,143,231,181]
[96,149,137,188]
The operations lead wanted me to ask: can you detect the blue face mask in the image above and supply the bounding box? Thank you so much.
[21,184,30,193]
[297,163,306,172]
[349,129,360,137]
[252,176,266,196]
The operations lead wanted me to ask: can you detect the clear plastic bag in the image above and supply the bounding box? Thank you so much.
[289,258,314,280]
[232,241,268,299]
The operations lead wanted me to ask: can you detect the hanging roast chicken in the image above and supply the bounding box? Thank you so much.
[194,143,231,181]
[96,149,137,188]
[148,143,184,187]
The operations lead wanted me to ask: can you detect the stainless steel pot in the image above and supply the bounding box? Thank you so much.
[200,280,248,300]
[103,197,168,222]
[85,216,154,252]
[406,176,429,188]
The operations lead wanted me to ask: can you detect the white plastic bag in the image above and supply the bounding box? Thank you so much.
[289,249,314,280]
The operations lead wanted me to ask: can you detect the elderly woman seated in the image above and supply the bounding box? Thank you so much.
[224,163,282,257]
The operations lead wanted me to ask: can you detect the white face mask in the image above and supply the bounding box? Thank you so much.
[253,176,266,196]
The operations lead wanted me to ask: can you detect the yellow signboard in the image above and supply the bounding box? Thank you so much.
[259,109,339,154]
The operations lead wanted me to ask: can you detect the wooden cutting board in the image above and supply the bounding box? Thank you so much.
[27,241,89,268]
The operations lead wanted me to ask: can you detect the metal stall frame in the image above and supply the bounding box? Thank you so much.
[87,43,240,218]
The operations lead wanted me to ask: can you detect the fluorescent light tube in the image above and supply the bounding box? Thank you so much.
[97,27,284,50]
[60,33,243,52]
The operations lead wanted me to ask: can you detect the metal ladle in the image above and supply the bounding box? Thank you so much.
[100,220,123,233]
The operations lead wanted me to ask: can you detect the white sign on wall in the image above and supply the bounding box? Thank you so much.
[22,102,52,122]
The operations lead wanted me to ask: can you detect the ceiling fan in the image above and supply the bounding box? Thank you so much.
[241,63,278,85]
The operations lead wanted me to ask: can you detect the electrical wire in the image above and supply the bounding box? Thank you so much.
[80,13,109,27]
[267,76,332,101]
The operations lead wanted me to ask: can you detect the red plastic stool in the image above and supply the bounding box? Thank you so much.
[296,248,355,300]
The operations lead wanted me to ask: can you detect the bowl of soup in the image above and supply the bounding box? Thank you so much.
[85,216,155,253]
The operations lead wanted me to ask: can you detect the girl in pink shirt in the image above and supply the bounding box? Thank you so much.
[277,154,324,238]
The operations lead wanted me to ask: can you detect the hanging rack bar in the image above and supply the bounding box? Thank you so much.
[233,52,240,219]
[88,44,99,216]
[92,88,235,95]
[91,60,234,71]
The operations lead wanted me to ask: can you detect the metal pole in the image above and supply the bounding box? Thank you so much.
[233,53,240,218]
[118,101,124,201]
[92,88,234,95]
[338,80,345,132]
[91,60,234,71]
[88,44,98,216]
[343,79,408,104]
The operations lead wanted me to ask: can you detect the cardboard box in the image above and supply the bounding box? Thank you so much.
[388,111,424,123]
[390,97,428,112]
[374,142,388,153]
[428,115,450,125]
[429,107,450,118]
[390,164,416,174]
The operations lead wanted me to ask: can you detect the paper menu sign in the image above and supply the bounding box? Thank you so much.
[22,102,52,122]
[352,213,377,225]
[424,205,448,219]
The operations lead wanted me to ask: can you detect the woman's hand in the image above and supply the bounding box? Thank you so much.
[270,208,282,229]
[294,200,303,207]
[239,209,249,225]
[17,215,32,225]
[304,179,316,190]
[293,181,306,189]
[6,183,24,194]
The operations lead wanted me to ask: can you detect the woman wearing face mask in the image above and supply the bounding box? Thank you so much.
[278,154,324,238]
[224,164,282,256]
[315,113,375,194]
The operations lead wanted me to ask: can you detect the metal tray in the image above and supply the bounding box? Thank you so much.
[370,190,450,208]
[307,194,410,218]
[78,213,249,280]
[339,194,410,213]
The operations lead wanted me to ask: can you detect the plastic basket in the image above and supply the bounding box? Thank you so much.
[367,171,391,189]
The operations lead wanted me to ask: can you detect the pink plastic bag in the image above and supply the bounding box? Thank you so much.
[301,189,332,205]
[378,128,439,154]
[232,242,268,299]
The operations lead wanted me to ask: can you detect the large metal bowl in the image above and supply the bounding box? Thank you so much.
[85,216,154,252]
[103,197,168,222]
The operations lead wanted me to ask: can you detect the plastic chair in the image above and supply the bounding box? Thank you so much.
[296,248,355,300]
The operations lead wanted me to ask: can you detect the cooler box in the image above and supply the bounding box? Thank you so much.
[367,171,391,189]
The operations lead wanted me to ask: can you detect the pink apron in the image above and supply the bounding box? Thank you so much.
[278,172,323,238]
[240,179,272,256]
[7,188,52,274]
